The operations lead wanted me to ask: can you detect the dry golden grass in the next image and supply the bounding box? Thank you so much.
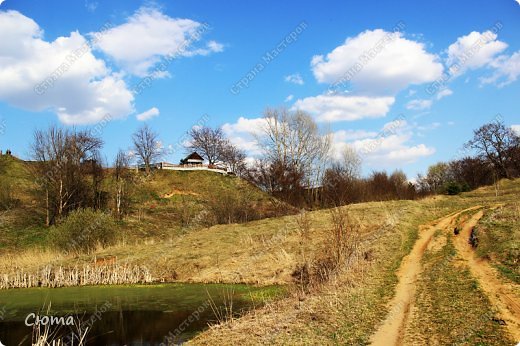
[1,179,519,344]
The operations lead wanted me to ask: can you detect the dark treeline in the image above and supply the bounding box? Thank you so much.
[416,121,520,195]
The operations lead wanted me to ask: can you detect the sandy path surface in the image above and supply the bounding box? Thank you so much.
[369,207,482,346]
[453,210,520,342]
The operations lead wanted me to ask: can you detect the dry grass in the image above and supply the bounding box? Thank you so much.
[187,180,520,345]
[1,179,519,344]
[404,234,513,345]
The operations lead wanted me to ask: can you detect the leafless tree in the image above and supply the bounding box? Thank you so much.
[132,124,162,174]
[465,120,520,179]
[254,108,330,206]
[186,126,226,165]
[221,141,247,175]
[31,126,103,225]
[322,146,362,206]
[113,150,132,219]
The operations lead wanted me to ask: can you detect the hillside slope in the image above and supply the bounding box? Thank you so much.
[0,156,284,250]
[188,180,519,345]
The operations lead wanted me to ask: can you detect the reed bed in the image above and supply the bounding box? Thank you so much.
[0,263,153,289]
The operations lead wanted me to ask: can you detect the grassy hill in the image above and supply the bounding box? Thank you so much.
[0,155,285,250]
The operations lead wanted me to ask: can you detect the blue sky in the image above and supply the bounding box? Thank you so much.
[0,0,519,178]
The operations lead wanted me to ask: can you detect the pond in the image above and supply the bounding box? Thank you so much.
[0,283,283,345]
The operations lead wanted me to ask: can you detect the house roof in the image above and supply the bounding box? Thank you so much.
[185,152,204,161]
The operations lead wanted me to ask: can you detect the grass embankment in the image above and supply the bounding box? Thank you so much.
[188,180,519,345]
[187,198,468,345]
[476,203,520,284]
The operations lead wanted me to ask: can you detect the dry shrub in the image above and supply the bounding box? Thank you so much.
[206,189,259,225]
[0,178,17,210]
[293,207,360,292]
[50,209,119,255]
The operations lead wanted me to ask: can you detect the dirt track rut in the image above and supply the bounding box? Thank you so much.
[453,210,520,341]
[368,206,520,345]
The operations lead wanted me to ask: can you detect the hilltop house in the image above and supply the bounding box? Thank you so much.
[180,152,204,166]
[137,152,228,174]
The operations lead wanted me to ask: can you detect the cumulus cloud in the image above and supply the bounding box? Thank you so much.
[136,107,160,121]
[284,73,304,85]
[0,10,134,125]
[480,51,520,87]
[329,119,435,166]
[512,125,520,135]
[446,31,507,76]
[284,94,294,102]
[222,117,268,156]
[311,29,443,95]
[222,116,267,136]
[292,94,395,122]
[406,99,433,111]
[93,6,223,77]
[224,115,435,169]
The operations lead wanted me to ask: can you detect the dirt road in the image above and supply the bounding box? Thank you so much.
[453,210,520,341]
[369,206,520,345]
[369,209,469,345]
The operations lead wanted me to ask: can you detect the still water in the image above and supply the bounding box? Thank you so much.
[0,283,282,345]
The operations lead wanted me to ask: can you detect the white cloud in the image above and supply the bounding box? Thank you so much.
[136,107,159,121]
[221,116,269,156]
[406,99,433,111]
[0,0,6,6]
[385,144,436,162]
[436,88,453,100]
[480,51,520,87]
[333,129,377,142]
[516,0,520,5]
[311,29,443,95]
[284,73,304,85]
[284,94,294,102]
[293,94,395,122]
[93,6,223,76]
[446,31,507,76]
[512,125,520,135]
[328,119,435,167]
[224,115,435,168]
[222,116,267,136]
[0,10,134,125]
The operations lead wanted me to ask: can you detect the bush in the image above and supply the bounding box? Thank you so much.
[444,182,463,195]
[206,188,259,225]
[51,209,118,254]
[0,178,16,210]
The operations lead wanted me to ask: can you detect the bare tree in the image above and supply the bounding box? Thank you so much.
[132,124,162,174]
[465,120,520,179]
[221,141,247,175]
[186,126,226,165]
[31,126,103,225]
[255,108,330,206]
[113,150,132,219]
[322,146,362,206]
